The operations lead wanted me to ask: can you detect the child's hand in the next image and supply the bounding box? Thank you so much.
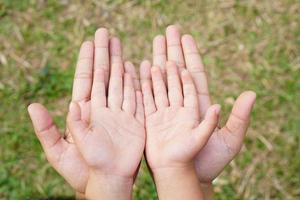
[142,60,219,171]
[67,38,145,200]
[141,61,219,200]
[28,28,143,199]
[151,25,256,184]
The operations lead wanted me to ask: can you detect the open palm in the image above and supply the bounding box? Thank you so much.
[151,25,256,182]
[141,62,220,170]
[28,28,142,193]
[67,64,145,177]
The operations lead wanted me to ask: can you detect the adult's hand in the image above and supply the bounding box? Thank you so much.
[151,25,256,184]
[28,28,141,197]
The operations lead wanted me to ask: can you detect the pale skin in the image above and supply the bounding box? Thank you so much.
[140,61,221,200]
[27,25,257,199]
[151,25,256,198]
[28,28,144,199]
[67,65,145,199]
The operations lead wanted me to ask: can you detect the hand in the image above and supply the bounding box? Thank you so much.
[140,61,220,200]
[151,25,256,183]
[28,28,142,197]
[67,36,145,199]
[141,60,219,170]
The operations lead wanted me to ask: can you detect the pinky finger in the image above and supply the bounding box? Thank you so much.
[122,73,136,115]
[124,61,140,91]
[140,60,156,116]
[135,91,145,125]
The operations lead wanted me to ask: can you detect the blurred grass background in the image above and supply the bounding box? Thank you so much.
[0,0,299,199]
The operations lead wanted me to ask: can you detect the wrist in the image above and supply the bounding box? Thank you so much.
[85,170,133,200]
[75,191,85,200]
[199,181,213,188]
[200,181,214,200]
[152,163,195,181]
[152,164,204,200]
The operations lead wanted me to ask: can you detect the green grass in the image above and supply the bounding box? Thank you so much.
[0,0,300,199]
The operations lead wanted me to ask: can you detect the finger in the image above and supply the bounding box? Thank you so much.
[108,37,124,110]
[135,90,145,125]
[94,28,110,88]
[220,91,256,151]
[110,37,123,65]
[28,103,66,163]
[140,60,156,116]
[151,66,169,109]
[124,61,140,91]
[72,41,94,102]
[91,68,106,109]
[67,102,89,142]
[122,73,136,114]
[166,25,185,70]
[192,104,220,150]
[181,34,211,118]
[166,61,183,107]
[153,35,167,78]
[181,70,198,109]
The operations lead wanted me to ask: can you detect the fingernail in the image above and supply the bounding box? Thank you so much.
[27,104,33,113]
[214,104,221,115]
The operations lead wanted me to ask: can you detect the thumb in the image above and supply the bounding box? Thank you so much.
[67,101,89,142]
[220,91,256,152]
[27,103,65,165]
[192,104,221,151]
